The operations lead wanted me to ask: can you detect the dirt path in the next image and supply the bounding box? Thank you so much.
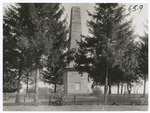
[3,105,148,111]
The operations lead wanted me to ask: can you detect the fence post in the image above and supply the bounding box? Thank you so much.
[97,96,99,105]
[109,94,110,104]
[123,94,125,105]
[24,96,25,106]
[49,94,51,105]
[133,93,135,105]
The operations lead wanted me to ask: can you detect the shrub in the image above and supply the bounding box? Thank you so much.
[56,85,64,93]
[124,91,129,94]
[92,86,103,95]
[27,86,53,98]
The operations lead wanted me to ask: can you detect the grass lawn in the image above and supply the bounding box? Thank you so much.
[3,105,148,111]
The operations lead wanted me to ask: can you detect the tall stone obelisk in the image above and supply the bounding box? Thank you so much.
[69,6,82,67]
[63,6,88,94]
[69,7,82,49]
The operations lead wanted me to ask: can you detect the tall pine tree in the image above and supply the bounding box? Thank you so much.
[138,20,148,97]
[3,4,32,103]
[74,3,136,103]
[3,3,68,103]
[28,3,68,103]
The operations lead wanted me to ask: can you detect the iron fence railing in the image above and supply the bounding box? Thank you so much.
[3,93,148,106]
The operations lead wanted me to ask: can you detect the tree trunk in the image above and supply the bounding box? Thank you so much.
[143,75,147,97]
[96,83,98,95]
[121,82,123,94]
[108,74,111,94]
[127,88,131,94]
[26,73,29,98]
[29,4,40,103]
[15,56,23,103]
[117,82,120,94]
[34,61,39,103]
[54,83,57,93]
[104,62,108,104]
[127,83,132,94]
[121,74,124,94]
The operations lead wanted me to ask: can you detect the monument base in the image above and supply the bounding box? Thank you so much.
[63,68,88,94]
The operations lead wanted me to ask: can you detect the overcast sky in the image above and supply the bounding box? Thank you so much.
[61,3,148,37]
[3,3,148,38]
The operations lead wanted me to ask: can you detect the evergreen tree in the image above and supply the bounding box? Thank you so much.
[42,52,68,93]
[3,5,20,94]
[22,67,35,97]
[138,20,148,97]
[114,40,140,94]
[3,70,18,93]
[3,4,32,103]
[74,3,136,102]
[40,4,69,93]
[28,3,68,103]
[3,3,68,103]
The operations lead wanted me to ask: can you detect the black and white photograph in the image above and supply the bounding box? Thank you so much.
[2,0,149,111]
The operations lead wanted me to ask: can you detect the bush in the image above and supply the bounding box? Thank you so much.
[92,86,103,95]
[124,91,129,94]
[27,86,53,98]
[3,93,9,101]
[56,85,64,93]
[28,86,35,94]
[52,94,67,106]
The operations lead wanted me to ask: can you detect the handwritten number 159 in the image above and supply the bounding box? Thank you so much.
[128,5,143,13]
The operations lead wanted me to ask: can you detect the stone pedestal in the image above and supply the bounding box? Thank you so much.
[64,68,88,94]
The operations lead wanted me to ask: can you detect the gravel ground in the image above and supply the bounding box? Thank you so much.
[3,105,148,111]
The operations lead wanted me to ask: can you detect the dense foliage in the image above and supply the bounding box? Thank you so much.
[3,3,69,103]
[73,3,146,101]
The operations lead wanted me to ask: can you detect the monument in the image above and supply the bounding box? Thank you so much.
[63,6,89,94]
